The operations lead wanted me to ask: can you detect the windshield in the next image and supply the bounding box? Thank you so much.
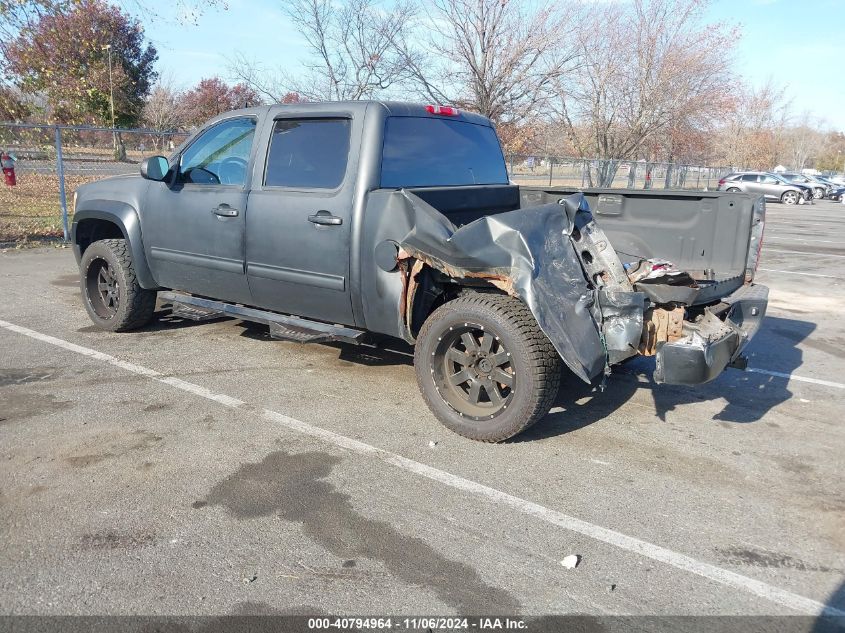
[381,116,509,188]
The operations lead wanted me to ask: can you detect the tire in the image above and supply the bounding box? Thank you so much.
[414,293,562,442]
[781,190,799,205]
[80,239,156,331]
[813,188,824,200]
[726,187,741,193]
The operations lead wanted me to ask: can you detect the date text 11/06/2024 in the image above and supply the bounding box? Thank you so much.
[307,617,528,630]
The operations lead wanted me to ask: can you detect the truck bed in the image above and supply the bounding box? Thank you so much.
[407,185,764,302]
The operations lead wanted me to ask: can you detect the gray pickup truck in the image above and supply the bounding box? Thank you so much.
[72,101,768,442]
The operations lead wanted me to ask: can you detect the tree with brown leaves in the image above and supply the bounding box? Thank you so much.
[180,78,262,128]
[6,0,157,128]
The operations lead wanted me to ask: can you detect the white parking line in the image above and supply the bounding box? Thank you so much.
[757,268,840,279]
[0,318,842,618]
[765,238,845,246]
[746,368,845,389]
[764,248,845,259]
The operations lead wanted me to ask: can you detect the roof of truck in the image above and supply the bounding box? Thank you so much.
[215,101,494,127]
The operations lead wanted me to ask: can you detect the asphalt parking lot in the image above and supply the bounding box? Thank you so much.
[1,199,844,622]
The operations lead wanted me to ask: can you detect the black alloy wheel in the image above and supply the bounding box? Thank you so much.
[431,323,515,420]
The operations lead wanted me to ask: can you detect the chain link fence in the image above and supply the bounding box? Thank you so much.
[505,154,734,190]
[0,122,738,244]
[0,123,188,243]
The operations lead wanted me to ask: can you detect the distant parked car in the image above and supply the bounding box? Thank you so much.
[718,171,811,205]
[779,172,828,199]
[810,175,845,199]
[818,174,845,190]
[827,186,845,202]
[813,175,838,188]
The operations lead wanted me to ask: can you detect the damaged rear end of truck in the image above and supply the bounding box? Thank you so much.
[381,187,768,389]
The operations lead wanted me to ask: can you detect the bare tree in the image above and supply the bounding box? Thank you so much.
[815,132,845,172]
[230,0,417,102]
[142,76,186,149]
[398,0,577,125]
[227,52,290,103]
[714,80,790,170]
[779,112,826,171]
[550,0,736,186]
[143,77,183,125]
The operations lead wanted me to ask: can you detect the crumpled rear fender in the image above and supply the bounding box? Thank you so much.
[396,191,619,383]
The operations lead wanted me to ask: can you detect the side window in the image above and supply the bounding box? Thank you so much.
[179,117,257,186]
[741,174,757,182]
[264,118,351,189]
[761,176,778,184]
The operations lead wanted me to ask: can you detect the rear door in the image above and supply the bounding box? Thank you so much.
[142,116,257,303]
[758,174,784,199]
[245,114,358,325]
[741,174,764,195]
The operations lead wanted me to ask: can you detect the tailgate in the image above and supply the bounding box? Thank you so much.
[520,188,766,295]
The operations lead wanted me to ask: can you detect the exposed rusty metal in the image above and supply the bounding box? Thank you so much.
[639,306,685,356]
[397,248,518,338]
[404,258,425,336]
[401,247,517,294]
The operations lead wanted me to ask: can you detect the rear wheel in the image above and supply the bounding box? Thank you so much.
[781,190,799,205]
[414,293,562,442]
[726,187,741,193]
[80,239,156,331]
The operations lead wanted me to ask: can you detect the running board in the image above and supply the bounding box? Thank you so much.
[159,292,366,345]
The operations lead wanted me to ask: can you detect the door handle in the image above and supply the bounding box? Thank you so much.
[308,211,342,226]
[212,204,239,217]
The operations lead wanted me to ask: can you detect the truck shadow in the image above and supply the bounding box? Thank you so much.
[141,310,230,332]
[813,578,845,631]
[142,310,816,440]
[235,314,815,439]
[520,315,816,441]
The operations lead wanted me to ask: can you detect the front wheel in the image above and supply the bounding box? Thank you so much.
[813,188,824,199]
[414,293,562,442]
[80,239,156,331]
[781,191,799,205]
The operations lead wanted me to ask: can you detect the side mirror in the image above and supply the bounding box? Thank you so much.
[140,155,170,181]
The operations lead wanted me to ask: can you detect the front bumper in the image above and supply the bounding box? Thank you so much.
[654,283,768,385]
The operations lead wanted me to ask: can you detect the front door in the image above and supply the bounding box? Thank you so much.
[245,116,356,325]
[142,116,257,304]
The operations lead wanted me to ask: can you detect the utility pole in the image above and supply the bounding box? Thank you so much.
[102,44,117,151]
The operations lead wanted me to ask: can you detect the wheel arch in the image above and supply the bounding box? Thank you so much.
[72,201,157,289]
[402,260,513,342]
[781,188,801,201]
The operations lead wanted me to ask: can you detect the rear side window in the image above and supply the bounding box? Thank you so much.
[264,118,351,189]
[381,117,508,188]
[741,174,757,182]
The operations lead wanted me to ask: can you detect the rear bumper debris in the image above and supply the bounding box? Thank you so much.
[654,283,769,385]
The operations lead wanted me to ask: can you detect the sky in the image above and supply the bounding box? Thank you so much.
[138,0,845,131]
